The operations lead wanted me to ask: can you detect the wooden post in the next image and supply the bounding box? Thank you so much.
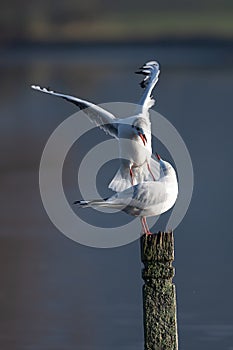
[141,232,178,350]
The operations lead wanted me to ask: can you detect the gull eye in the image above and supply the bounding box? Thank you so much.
[136,127,140,131]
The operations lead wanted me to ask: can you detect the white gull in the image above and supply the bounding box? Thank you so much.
[74,154,178,235]
[31,60,160,192]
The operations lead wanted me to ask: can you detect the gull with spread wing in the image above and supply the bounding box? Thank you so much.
[74,154,178,235]
[31,60,160,192]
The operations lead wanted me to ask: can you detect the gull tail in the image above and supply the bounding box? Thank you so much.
[108,167,133,192]
[73,199,109,208]
[73,198,125,210]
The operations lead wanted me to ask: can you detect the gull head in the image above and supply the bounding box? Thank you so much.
[131,120,148,146]
[155,153,175,178]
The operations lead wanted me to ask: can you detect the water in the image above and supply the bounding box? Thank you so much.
[0,43,233,349]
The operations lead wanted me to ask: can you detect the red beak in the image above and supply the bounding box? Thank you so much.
[138,132,147,146]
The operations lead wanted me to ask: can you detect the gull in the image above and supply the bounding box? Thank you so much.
[74,154,178,235]
[31,60,160,192]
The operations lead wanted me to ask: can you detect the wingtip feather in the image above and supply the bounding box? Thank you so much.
[31,85,55,93]
[136,60,160,90]
[31,84,41,90]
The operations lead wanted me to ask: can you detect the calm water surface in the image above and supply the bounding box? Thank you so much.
[0,44,233,349]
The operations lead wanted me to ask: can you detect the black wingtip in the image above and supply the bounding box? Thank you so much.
[73,200,80,205]
[135,71,146,75]
[136,60,160,90]
[136,69,150,89]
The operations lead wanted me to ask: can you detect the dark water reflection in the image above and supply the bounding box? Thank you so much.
[0,44,233,349]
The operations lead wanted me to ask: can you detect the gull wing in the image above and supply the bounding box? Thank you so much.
[31,85,118,138]
[108,181,166,210]
[135,60,160,113]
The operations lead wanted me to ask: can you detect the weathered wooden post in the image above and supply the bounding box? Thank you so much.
[141,232,178,350]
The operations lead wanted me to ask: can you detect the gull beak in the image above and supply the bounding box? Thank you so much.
[138,132,147,146]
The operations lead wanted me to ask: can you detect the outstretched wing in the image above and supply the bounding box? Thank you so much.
[31,85,118,138]
[135,60,160,113]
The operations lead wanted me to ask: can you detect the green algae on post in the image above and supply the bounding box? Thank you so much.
[141,232,178,350]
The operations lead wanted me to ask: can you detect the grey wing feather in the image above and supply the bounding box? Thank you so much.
[110,181,165,209]
[31,85,118,138]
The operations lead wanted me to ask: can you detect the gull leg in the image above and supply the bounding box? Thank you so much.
[143,217,152,235]
[130,167,134,185]
[141,216,152,235]
[140,217,147,234]
[147,162,156,181]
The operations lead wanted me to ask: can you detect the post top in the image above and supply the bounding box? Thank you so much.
[141,231,174,262]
